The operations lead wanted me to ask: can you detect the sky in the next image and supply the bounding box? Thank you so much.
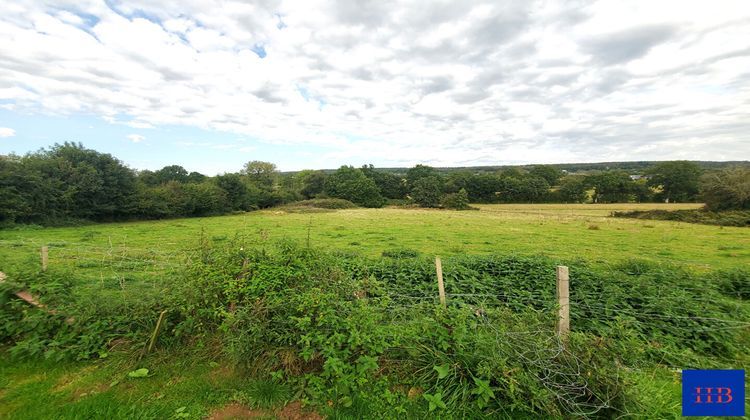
[0,1,749,174]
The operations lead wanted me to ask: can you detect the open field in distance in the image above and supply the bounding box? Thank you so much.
[1,202,746,276]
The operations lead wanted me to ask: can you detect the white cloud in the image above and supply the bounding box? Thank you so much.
[127,134,145,143]
[0,127,15,137]
[0,1,748,166]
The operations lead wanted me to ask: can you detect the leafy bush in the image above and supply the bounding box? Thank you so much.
[2,240,748,417]
[381,248,420,258]
[441,188,474,210]
[289,199,358,209]
[712,268,750,300]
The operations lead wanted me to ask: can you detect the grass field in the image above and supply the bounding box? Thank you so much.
[1,202,746,278]
[1,203,748,419]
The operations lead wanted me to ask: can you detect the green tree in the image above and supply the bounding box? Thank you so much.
[243,161,278,188]
[700,167,750,210]
[214,173,252,211]
[647,161,702,202]
[406,164,439,189]
[465,174,502,203]
[586,171,633,203]
[31,142,137,221]
[152,165,189,184]
[529,165,563,186]
[361,164,407,199]
[557,175,588,203]
[324,166,385,208]
[299,170,327,199]
[411,176,443,207]
[441,188,471,209]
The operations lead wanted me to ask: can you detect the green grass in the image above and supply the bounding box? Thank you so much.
[1,203,747,419]
[0,203,745,281]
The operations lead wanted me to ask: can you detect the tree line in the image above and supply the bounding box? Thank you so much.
[0,143,747,225]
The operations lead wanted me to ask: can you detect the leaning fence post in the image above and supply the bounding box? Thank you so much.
[556,266,570,339]
[435,256,446,308]
[41,246,48,272]
[146,310,168,354]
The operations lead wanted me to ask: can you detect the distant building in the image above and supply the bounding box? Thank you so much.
[629,174,647,181]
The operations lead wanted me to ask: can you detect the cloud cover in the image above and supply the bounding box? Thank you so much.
[0,0,749,168]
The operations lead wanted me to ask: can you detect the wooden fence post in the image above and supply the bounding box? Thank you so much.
[41,246,48,272]
[556,266,570,339]
[146,310,168,354]
[435,256,446,308]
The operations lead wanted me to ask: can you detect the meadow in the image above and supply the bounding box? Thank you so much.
[1,203,748,419]
[1,202,744,277]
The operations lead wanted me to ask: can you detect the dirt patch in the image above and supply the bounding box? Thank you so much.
[206,402,323,420]
[206,403,268,419]
[208,365,236,384]
[70,382,109,401]
[278,401,323,420]
[52,365,100,393]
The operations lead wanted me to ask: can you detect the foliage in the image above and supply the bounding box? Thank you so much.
[647,161,702,203]
[586,171,633,203]
[242,161,278,188]
[441,188,472,210]
[285,199,358,210]
[529,165,563,186]
[410,176,443,208]
[361,164,407,199]
[298,170,327,199]
[557,175,588,203]
[406,164,439,189]
[700,166,750,211]
[324,166,385,208]
[613,209,750,227]
[1,238,748,417]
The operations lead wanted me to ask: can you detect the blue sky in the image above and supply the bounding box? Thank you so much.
[1,1,749,174]
[0,109,333,173]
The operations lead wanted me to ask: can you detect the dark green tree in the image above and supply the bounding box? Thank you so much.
[700,167,750,210]
[411,176,443,207]
[214,173,252,211]
[299,170,327,199]
[441,188,471,209]
[406,164,439,189]
[152,165,189,184]
[361,164,407,199]
[586,171,633,203]
[647,161,702,202]
[529,165,563,186]
[324,166,385,208]
[557,175,588,203]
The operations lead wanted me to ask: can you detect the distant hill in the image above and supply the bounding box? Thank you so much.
[286,161,750,175]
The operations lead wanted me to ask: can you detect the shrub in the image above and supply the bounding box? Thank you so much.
[612,209,750,227]
[411,176,443,208]
[441,188,472,210]
[291,199,358,209]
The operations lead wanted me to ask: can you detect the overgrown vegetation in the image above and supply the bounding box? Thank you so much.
[613,209,750,227]
[2,239,748,417]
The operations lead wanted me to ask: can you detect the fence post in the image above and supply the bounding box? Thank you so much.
[41,246,48,272]
[435,256,446,308]
[146,310,168,354]
[556,266,570,339]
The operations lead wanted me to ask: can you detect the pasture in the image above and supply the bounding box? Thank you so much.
[1,202,745,277]
[1,203,748,419]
